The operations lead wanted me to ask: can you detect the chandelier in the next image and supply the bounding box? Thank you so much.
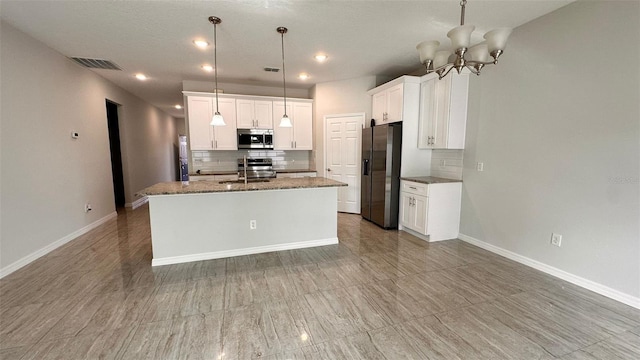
[416,0,512,79]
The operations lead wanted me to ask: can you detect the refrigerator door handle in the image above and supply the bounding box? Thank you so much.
[362,159,369,175]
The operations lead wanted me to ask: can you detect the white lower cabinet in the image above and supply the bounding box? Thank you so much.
[400,180,462,242]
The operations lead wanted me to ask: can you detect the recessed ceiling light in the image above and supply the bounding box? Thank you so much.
[202,64,214,72]
[175,105,183,109]
[298,73,309,80]
[193,40,209,49]
[135,73,147,80]
[314,54,328,62]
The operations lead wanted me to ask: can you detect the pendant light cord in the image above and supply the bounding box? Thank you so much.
[213,20,220,113]
[280,30,287,116]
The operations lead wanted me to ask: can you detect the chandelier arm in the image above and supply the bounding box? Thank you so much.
[438,65,456,80]
[464,63,480,75]
[465,59,495,66]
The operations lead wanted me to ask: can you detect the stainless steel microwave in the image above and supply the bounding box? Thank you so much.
[237,129,274,149]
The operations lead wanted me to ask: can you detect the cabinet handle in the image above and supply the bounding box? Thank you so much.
[409,186,417,190]
[211,140,214,148]
[294,141,297,148]
[215,140,218,148]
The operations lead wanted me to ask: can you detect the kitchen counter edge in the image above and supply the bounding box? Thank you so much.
[138,177,346,196]
[400,176,462,185]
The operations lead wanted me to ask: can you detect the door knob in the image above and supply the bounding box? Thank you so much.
[327,168,332,172]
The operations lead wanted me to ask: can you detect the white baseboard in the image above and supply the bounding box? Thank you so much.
[400,227,455,243]
[152,237,339,267]
[0,212,118,278]
[458,233,640,310]
[125,196,148,210]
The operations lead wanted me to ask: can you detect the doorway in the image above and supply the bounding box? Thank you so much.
[324,113,364,214]
[106,100,125,208]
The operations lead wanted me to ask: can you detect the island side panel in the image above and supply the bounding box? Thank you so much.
[147,187,339,265]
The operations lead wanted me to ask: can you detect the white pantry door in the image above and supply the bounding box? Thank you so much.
[325,113,364,213]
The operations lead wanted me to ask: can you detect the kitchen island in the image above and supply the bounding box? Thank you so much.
[137,177,347,266]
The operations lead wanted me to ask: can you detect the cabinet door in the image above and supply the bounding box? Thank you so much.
[400,192,415,230]
[254,100,274,129]
[432,76,452,149]
[212,97,238,150]
[187,96,214,150]
[413,194,429,235]
[292,102,313,150]
[236,99,255,128]
[273,102,294,150]
[372,91,387,124]
[418,78,436,149]
[386,83,404,123]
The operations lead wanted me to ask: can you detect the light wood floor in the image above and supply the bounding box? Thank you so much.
[1,205,639,359]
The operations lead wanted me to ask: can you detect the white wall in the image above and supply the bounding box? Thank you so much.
[0,21,178,274]
[312,76,376,174]
[460,1,639,299]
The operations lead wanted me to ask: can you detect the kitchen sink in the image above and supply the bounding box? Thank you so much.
[219,179,271,184]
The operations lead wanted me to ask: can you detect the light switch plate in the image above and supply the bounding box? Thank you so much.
[476,162,484,171]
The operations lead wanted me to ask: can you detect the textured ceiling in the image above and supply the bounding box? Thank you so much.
[1,0,572,118]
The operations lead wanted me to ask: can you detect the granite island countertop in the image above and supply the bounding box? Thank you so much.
[138,176,346,196]
[400,176,462,185]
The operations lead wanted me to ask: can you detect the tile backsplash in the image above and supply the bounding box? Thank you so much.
[191,150,311,172]
[430,150,464,180]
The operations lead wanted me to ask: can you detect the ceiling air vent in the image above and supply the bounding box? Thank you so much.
[264,67,280,72]
[70,57,122,70]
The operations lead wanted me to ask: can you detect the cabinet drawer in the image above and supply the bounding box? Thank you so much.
[401,180,429,196]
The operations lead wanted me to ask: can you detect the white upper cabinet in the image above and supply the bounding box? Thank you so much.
[212,98,238,150]
[187,96,237,151]
[418,73,469,149]
[273,100,313,150]
[370,83,404,124]
[187,96,214,150]
[236,99,273,129]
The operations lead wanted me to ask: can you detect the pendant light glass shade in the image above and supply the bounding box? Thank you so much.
[447,24,475,49]
[468,42,489,62]
[210,111,225,126]
[279,114,292,128]
[483,28,512,53]
[416,40,440,63]
[434,50,452,69]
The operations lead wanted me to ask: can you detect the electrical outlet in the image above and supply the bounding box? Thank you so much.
[85,203,92,213]
[551,233,562,247]
[476,162,484,171]
[250,220,257,230]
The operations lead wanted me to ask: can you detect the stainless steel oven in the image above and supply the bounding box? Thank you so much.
[237,129,274,149]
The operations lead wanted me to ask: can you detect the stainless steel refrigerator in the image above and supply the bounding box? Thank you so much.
[361,123,402,229]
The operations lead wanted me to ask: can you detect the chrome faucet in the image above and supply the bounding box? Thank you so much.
[243,155,248,185]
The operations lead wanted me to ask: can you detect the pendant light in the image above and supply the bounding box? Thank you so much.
[415,0,512,79]
[209,16,225,126]
[277,26,293,128]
